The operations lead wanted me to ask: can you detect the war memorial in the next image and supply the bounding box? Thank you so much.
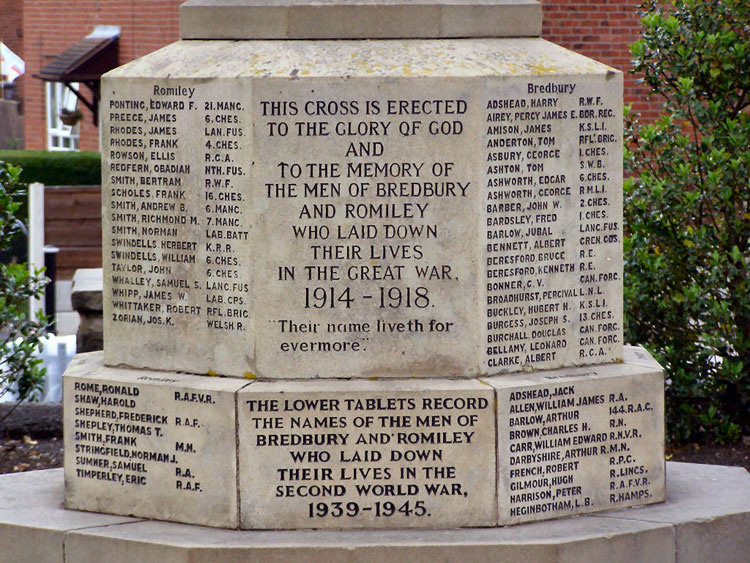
[0,1,748,561]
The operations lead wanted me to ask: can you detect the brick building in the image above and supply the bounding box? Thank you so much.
[6,0,661,280]
[15,0,660,152]
[0,0,23,60]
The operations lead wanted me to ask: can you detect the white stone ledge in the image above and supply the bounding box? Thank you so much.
[179,0,542,40]
[0,462,747,562]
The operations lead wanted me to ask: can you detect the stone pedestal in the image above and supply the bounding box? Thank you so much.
[63,346,664,529]
[63,0,665,537]
[102,3,623,380]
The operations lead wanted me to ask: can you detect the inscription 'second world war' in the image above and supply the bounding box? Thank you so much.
[103,70,623,379]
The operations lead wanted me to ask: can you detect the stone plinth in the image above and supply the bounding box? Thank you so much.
[63,347,663,529]
[102,37,623,380]
[2,463,748,562]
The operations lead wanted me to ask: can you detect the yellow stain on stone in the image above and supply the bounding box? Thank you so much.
[244,371,257,380]
[529,62,558,75]
[207,370,217,377]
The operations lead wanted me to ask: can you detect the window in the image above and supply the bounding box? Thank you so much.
[46,82,80,151]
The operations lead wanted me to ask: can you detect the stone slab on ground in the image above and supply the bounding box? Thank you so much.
[601,463,750,563]
[0,469,137,563]
[180,0,543,40]
[0,463,747,562]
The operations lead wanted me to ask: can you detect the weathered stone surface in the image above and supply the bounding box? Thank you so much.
[71,267,103,311]
[180,0,543,40]
[102,38,623,379]
[63,352,247,528]
[604,462,750,563]
[0,469,137,563]
[1,463,747,562]
[485,346,665,524]
[237,378,496,529]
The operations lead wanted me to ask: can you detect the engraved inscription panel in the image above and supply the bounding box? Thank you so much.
[102,43,623,379]
[237,379,496,529]
[482,75,623,373]
[252,78,482,378]
[486,353,665,525]
[63,352,245,528]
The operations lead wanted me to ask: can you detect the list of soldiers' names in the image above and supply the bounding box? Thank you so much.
[104,77,622,377]
[483,79,622,372]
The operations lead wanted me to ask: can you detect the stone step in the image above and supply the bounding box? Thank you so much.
[0,462,747,562]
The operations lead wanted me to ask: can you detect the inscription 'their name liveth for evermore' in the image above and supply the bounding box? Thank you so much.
[103,75,622,378]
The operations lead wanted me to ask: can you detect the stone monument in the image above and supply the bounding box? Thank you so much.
[63,0,666,530]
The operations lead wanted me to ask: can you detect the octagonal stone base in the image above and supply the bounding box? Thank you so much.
[2,463,749,562]
[64,346,664,529]
[103,37,623,381]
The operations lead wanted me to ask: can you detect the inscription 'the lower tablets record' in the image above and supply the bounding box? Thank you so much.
[102,43,623,379]
[238,379,497,529]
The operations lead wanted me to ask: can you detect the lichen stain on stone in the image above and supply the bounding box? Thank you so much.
[529,62,559,75]
[244,372,257,380]
[207,370,218,377]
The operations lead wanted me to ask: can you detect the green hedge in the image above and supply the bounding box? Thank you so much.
[0,150,101,186]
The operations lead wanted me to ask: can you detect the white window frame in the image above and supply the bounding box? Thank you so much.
[45,81,80,151]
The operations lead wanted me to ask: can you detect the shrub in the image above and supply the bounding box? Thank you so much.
[0,150,100,186]
[0,161,49,411]
[624,0,750,444]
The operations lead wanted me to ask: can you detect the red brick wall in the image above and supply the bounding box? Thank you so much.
[542,0,661,122]
[0,0,23,57]
[22,0,182,151]
[22,0,662,151]
[1,0,24,105]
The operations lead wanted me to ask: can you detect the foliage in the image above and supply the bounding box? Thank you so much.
[0,161,49,409]
[625,0,750,444]
[0,150,100,186]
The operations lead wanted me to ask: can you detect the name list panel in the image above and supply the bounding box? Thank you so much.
[103,78,254,376]
[103,72,622,379]
[63,356,245,528]
[482,74,623,373]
